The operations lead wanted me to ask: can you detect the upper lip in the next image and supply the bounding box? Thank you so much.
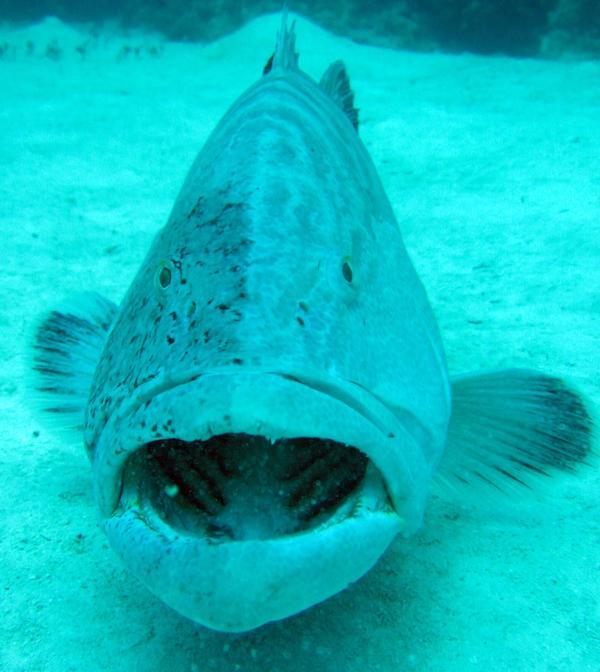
[93,366,406,448]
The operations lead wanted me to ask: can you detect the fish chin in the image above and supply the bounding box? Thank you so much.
[106,435,401,631]
[94,372,423,631]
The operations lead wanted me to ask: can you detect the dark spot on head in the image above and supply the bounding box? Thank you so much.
[298,301,309,313]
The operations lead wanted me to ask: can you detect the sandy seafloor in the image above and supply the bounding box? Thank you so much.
[1,12,599,672]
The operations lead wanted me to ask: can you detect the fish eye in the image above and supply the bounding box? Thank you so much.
[159,266,172,288]
[155,260,175,298]
[341,260,353,283]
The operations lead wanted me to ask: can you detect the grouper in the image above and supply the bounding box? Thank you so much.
[30,14,593,632]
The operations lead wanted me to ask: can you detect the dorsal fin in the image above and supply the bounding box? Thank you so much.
[269,8,299,72]
[319,60,359,131]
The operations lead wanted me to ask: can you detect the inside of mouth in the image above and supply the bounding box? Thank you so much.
[119,433,379,541]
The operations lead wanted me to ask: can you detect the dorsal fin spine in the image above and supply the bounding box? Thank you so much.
[272,8,299,71]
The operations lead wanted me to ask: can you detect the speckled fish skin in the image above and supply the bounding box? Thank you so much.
[84,17,452,630]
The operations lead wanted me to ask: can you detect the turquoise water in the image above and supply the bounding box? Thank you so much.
[1,9,598,672]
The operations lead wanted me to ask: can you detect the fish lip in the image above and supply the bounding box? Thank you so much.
[273,372,399,437]
[104,487,402,631]
[94,367,431,529]
[127,366,417,438]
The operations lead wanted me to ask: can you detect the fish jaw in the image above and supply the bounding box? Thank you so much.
[105,482,401,632]
[92,371,430,631]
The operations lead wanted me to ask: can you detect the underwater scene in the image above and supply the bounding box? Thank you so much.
[1,2,598,671]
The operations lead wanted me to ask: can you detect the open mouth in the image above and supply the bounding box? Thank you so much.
[119,434,388,541]
[100,370,411,631]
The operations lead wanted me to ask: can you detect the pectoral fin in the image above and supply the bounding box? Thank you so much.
[29,292,117,437]
[434,369,594,498]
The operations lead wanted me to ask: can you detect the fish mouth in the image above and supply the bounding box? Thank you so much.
[99,367,432,541]
[101,371,422,543]
[97,370,425,630]
[119,433,382,542]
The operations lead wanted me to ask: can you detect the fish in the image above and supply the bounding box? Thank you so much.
[30,13,593,633]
